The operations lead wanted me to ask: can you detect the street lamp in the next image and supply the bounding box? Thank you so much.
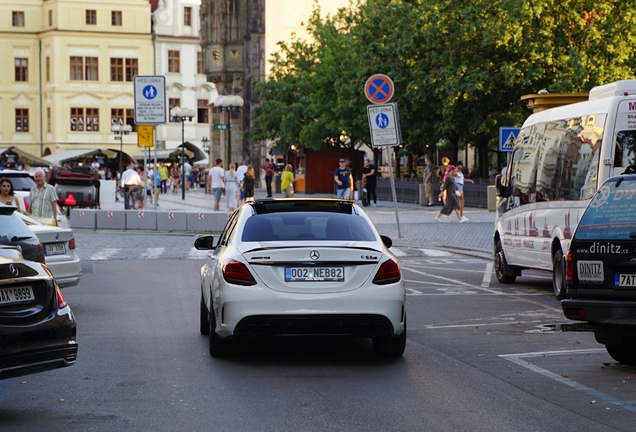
[112,124,133,175]
[214,95,244,164]
[170,106,196,200]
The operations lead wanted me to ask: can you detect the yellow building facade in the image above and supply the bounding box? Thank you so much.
[0,0,153,162]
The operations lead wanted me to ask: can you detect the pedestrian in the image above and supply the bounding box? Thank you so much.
[422,155,436,207]
[348,161,357,200]
[120,163,142,210]
[28,170,59,222]
[436,157,450,204]
[361,157,377,206]
[455,161,474,219]
[0,177,21,211]
[210,159,225,211]
[263,158,275,198]
[236,160,249,205]
[334,158,353,199]
[153,166,161,206]
[159,162,168,193]
[242,165,256,203]
[488,164,499,184]
[171,164,181,193]
[183,160,192,190]
[435,165,467,223]
[224,163,238,212]
[281,164,295,197]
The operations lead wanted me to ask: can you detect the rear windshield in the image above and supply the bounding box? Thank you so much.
[0,213,36,243]
[241,212,377,242]
[575,178,636,241]
[0,174,36,192]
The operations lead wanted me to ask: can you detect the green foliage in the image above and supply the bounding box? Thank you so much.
[253,0,636,168]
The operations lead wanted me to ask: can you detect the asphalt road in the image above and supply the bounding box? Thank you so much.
[1,242,635,431]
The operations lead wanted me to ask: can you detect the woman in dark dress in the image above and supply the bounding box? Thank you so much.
[435,165,467,223]
[242,165,256,202]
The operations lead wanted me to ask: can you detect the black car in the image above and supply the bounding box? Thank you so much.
[562,172,636,364]
[0,248,78,379]
[0,205,45,263]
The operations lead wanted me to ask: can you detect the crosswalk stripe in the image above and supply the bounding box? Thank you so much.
[90,248,120,261]
[390,247,407,257]
[419,248,453,257]
[188,247,208,260]
[140,248,165,260]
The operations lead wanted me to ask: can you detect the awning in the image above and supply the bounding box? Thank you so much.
[43,148,132,166]
[134,142,207,163]
[0,147,51,167]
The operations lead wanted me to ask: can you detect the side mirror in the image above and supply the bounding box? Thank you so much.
[495,175,509,198]
[380,235,392,249]
[194,235,215,250]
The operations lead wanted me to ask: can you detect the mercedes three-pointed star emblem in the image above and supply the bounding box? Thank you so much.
[9,264,19,277]
[309,250,320,260]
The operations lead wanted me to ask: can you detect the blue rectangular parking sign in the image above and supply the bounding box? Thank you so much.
[499,127,520,152]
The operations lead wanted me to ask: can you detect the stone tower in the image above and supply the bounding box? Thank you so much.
[200,0,265,167]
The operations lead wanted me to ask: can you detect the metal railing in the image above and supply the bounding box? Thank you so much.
[375,178,490,208]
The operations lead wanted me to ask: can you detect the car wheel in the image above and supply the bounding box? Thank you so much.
[494,240,516,284]
[200,293,209,335]
[372,319,406,357]
[552,249,567,300]
[208,317,233,357]
[605,336,636,365]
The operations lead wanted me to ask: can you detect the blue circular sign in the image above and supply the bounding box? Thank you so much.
[142,85,158,100]
[375,113,390,129]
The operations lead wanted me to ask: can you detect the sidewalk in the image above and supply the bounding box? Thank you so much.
[100,187,495,256]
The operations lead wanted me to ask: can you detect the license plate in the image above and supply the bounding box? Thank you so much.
[45,243,66,256]
[285,267,344,282]
[0,286,35,305]
[615,274,636,287]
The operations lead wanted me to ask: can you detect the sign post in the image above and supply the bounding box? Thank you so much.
[364,74,401,237]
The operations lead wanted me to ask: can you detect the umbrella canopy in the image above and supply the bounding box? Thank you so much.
[0,147,51,167]
[43,148,128,166]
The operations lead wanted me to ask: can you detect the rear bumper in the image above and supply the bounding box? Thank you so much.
[234,314,396,337]
[561,299,636,326]
[45,253,82,288]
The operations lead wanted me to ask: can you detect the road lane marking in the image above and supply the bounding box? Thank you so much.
[90,248,120,261]
[401,265,506,295]
[188,247,208,259]
[481,262,493,288]
[419,248,453,257]
[390,247,407,257]
[500,349,636,413]
[140,248,165,260]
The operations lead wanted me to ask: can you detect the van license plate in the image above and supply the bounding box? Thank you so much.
[615,274,636,287]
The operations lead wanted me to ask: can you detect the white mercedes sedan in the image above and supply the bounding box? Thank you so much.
[195,199,406,358]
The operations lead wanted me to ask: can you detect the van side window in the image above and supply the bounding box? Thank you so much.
[511,124,543,205]
[615,131,636,167]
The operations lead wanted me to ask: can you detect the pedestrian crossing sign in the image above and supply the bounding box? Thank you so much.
[499,127,520,152]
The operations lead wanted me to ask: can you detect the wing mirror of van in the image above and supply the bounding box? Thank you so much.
[495,175,509,198]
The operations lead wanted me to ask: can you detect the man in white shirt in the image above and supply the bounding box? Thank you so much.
[120,164,142,209]
[236,160,249,205]
[210,159,225,211]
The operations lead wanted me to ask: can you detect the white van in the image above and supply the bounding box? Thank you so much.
[494,80,636,298]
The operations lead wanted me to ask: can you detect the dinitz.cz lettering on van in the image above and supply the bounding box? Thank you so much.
[577,242,629,254]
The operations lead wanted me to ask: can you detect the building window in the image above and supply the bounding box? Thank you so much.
[46,56,50,81]
[47,108,51,133]
[111,11,122,26]
[15,58,28,82]
[168,51,180,73]
[86,10,96,25]
[197,99,209,123]
[71,108,100,132]
[86,57,99,81]
[125,109,135,131]
[70,56,83,80]
[48,10,53,26]
[184,7,192,26]
[112,108,136,131]
[169,98,180,122]
[197,52,203,74]
[12,11,25,27]
[110,58,123,81]
[15,109,29,132]
[228,0,240,41]
[125,58,138,81]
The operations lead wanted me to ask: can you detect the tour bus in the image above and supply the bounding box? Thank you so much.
[494,80,636,299]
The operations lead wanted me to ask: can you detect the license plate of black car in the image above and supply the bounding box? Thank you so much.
[285,267,344,282]
[615,274,636,287]
[0,286,35,305]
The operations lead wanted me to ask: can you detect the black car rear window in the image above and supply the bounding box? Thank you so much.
[0,213,36,243]
[1,174,36,191]
[241,212,376,242]
[575,178,636,241]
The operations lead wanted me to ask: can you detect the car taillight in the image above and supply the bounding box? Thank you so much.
[56,283,68,309]
[64,193,77,206]
[373,259,401,285]
[38,244,45,263]
[222,260,257,286]
[565,251,575,286]
[69,238,76,250]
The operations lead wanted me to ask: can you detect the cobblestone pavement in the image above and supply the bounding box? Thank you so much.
[77,187,494,260]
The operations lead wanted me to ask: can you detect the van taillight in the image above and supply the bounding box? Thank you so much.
[565,251,575,286]
[373,259,401,285]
